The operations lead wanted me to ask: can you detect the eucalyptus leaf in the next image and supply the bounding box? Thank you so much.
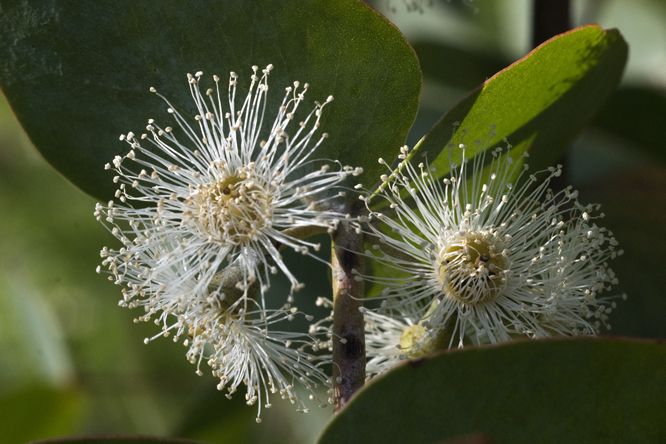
[385,24,627,206]
[0,0,421,202]
[318,338,666,444]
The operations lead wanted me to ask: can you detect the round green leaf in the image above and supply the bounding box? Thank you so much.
[0,0,421,202]
[318,338,666,444]
[405,25,627,187]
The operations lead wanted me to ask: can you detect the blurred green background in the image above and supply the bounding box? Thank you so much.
[1,0,665,443]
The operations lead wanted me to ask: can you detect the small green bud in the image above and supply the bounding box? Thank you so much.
[398,299,455,358]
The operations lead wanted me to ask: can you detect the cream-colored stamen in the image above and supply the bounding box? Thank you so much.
[188,171,272,244]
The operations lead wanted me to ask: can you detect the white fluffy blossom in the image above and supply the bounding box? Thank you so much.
[360,129,622,369]
[362,307,414,377]
[95,65,362,310]
[105,241,330,421]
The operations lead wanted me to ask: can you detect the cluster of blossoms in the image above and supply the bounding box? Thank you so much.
[95,65,362,420]
[95,64,622,419]
[358,129,622,376]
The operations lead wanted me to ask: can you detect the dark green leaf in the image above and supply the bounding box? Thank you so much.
[0,0,421,201]
[318,338,666,444]
[401,25,627,193]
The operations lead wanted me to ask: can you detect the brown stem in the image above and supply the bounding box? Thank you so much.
[331,221,365,412]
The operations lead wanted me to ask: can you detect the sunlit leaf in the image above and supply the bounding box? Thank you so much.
[387,25,627,206]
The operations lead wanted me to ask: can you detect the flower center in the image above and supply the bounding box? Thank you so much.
[190,173,272,244]
[438,233,509,304]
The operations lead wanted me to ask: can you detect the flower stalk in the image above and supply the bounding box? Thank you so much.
[331,220,365,412]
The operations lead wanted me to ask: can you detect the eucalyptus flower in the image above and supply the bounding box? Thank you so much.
[95,65,362,310]
[102,241,330,421]
[359,130,622,362]
[361,306,417,377]
[310,297,438,379]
